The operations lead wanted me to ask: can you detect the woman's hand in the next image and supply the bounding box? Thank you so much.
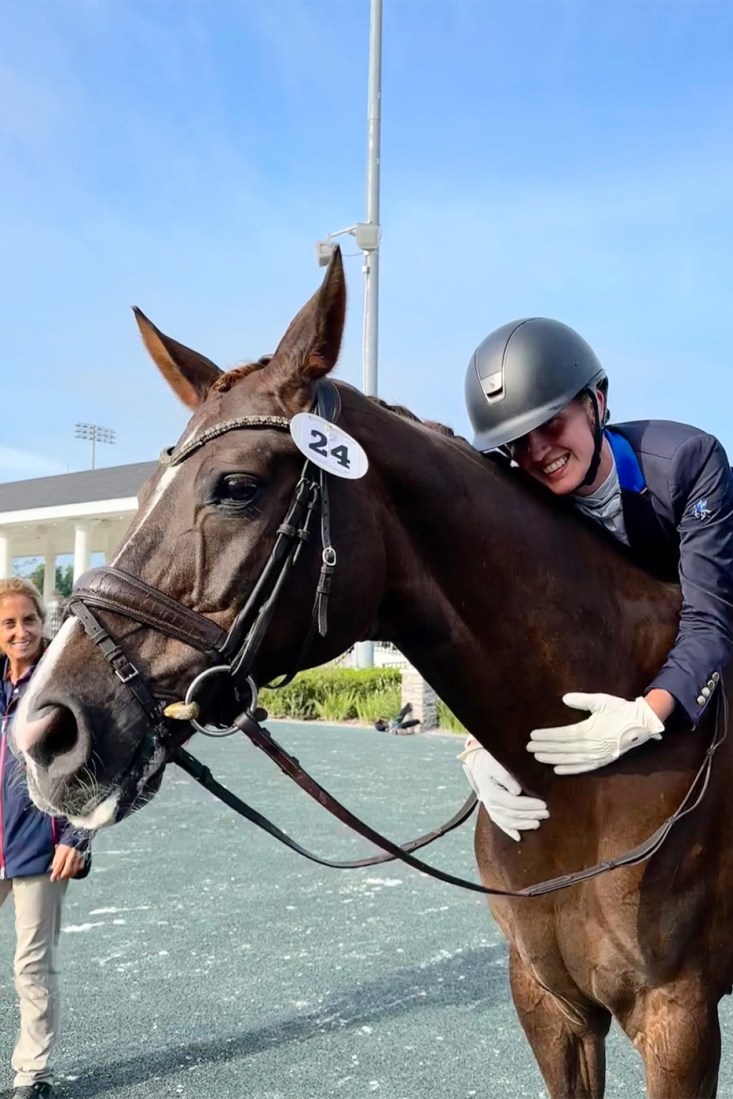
[50,843,86,882]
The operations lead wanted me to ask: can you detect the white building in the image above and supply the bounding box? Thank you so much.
[0,461,439,722]
[0,462,156,601]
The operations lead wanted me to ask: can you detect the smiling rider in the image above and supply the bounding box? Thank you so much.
[459,317,733,840]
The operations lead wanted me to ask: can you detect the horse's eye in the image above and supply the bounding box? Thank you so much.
[217,474,260,505]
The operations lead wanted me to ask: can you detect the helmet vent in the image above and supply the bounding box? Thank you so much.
[482,370,505,402]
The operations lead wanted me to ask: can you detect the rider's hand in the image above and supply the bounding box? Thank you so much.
[458,740,549,842]
[527,693,664,775]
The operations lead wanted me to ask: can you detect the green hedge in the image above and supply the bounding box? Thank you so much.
[437,698,467,734]
[260,667,401,722]
[259,666,464,731]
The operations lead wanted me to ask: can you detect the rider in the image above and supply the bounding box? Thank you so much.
[459,317,733,840]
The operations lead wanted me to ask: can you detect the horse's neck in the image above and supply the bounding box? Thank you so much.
[369,415,678,781]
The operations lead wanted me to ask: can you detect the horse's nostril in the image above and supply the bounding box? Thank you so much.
[24,705,85,774]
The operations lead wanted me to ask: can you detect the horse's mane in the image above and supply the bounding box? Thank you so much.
[212,356,273,393]
[213,364,646,539]
[211,360,467,446]
[370,394,678,588]
[369,396,463,441]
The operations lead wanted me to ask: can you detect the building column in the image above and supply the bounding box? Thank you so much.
[73,522,91,582]
[98,519,117,565]
[43,546,57,603]
[0,533,10,580]
[400,663,438,731]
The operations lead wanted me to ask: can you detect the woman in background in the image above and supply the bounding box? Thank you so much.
[0,578,92,1099]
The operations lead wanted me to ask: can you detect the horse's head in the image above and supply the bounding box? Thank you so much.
[15,250,388,827]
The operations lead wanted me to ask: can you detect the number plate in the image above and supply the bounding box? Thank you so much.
[290,413,369,480]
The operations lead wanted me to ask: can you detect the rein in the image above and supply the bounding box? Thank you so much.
[173,746,478,872]
[68,380,728,896]
[174,688,727,898]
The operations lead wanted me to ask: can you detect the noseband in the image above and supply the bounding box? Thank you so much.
[69,380,343,741]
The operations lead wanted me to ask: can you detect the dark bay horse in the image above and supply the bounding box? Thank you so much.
[15,251,733,1097]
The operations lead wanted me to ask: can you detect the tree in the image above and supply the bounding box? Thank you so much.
[55,565,74,598]
[25,563,74,599]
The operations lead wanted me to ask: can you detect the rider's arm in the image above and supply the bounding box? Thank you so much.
[646,432,733,725]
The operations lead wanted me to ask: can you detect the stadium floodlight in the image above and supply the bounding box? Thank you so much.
[314,225,358,268]
[74,422,117,470]
[315,239,337,267]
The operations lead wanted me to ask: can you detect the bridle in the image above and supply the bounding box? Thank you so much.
[70,380,344,742]
[66,379,728,898]
[67,379,479,875]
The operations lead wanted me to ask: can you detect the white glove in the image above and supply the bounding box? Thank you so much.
[458,740,549,842]
[527,693,664,775]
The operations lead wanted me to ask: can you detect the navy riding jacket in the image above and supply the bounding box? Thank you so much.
[606,420,733,726]
[0,655,92,880]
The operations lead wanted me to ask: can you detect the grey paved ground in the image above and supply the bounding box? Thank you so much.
[0,722,729,1097]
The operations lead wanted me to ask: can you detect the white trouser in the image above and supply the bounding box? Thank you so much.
[0,875,68,1087]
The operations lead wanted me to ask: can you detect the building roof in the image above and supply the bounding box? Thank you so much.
[0,462,158,513]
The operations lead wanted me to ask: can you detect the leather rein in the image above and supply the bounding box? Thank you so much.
[68,380,728,898]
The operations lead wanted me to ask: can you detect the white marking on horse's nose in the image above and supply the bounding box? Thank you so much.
[21,619,77,705]
[15,618,80,752]
[112,464,180,564]
[24,751,40,788]
[70,792,120,830]
[14,704,58,754]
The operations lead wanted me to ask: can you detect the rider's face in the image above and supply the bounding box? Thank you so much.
[509,392,604,496]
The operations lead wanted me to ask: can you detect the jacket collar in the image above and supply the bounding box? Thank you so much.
[606,429,646,494]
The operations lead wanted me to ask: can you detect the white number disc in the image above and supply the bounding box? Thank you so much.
[290,413,369,480]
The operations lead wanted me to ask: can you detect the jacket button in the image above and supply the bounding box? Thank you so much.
[696,695,706,706]
[702,686,711,699]
[713,672,721,683]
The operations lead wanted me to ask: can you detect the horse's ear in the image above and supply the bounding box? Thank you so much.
[269,247,346,396]
[133,307,222,409]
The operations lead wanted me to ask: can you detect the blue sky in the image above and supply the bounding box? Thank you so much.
[1,0,732,481]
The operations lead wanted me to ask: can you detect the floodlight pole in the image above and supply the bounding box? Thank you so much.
[354,0,382,671]
[314,2,382,669]
[362,0,382,400]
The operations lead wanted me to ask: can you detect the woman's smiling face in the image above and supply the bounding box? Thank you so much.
[509,392,606,495]
[0,594,44,673]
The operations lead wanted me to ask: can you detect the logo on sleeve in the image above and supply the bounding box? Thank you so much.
[692,498,712,521]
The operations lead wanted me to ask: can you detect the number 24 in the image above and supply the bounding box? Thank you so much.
[309,430,351,468]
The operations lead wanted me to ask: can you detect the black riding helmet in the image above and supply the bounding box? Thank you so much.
[465,318,608,487]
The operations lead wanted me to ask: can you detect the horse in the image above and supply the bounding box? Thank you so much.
[15,249,733,1097]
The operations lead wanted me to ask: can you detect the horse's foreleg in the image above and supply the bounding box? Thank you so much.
[508,947,610,1099]
[621,987,721,1098]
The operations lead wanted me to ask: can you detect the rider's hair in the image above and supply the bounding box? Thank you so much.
[0,578,45,621]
